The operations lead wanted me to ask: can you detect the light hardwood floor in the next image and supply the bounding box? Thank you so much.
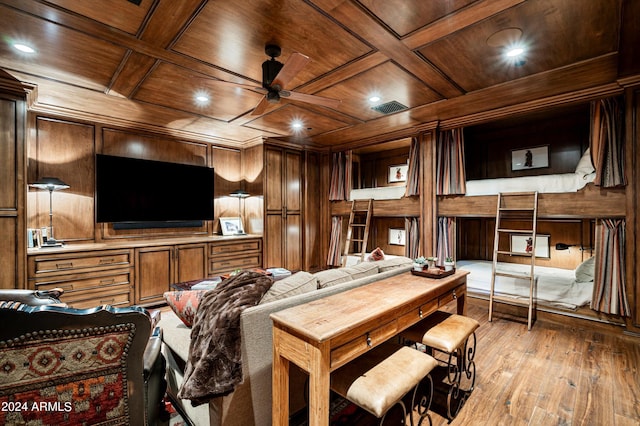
[420,299,640,426]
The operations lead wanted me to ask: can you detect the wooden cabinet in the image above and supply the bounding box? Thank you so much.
[135,242,207,305]
[0,83,26,290]
[264,146,302,271]
[27,249,134,308]
[209,238,262,275]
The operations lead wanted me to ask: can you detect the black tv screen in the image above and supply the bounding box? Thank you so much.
[96,154,214,224]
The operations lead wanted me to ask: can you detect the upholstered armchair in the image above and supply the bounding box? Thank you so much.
[0,289,167,426]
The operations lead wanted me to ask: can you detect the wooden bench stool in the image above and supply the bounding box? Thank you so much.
[331,343,438,426]
[401,310,479,421]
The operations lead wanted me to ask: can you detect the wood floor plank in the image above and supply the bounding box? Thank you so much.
[410,300,640,426]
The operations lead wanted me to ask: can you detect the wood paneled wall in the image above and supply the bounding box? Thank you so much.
[27,114,244,243]
[353,146,410,189]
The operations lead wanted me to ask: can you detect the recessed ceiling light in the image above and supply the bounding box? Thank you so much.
[291,121,303,130]
[368,95,381,103]
[195,94,209,103]
[506,47,525,57]
[13,43,35,53]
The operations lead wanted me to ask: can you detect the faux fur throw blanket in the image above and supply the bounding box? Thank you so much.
[178,270,273,406]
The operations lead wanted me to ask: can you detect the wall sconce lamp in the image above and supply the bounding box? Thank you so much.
[29,177,70,247]
[229,189,249,235]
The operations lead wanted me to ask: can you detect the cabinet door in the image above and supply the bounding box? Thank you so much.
[136,246,173,305]
[176,243,207,283]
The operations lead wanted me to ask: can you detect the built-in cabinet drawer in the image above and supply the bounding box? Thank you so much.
[28,250,134,309]
[30,250,132,276]
[209,238,263,275]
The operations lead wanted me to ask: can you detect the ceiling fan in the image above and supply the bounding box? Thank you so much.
[209,44,341,115]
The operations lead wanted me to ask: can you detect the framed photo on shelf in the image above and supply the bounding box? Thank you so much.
[388,164,408,183]
[219,217,244,236]
[511,145,549,171]
[510,234,550,258]
[388,228,406,246]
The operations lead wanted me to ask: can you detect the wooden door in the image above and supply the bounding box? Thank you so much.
[135,246,173,305]
[0,94,25,289]
[175,243,207,283]
[283,150,302,271]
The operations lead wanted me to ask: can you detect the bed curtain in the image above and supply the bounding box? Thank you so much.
[436,128,466,195]
[436,217,455,266]
[591,219,630,316]
[405,217,420,259]
[404,136,420,197]
[327,216,343,267]
[329,152,350,201]
[590,97,626,188]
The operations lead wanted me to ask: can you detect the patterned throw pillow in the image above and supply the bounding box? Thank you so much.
[163,290,208,327]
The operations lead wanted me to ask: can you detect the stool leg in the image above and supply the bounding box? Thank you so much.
[410,374,433,426]
[379,400,407,426]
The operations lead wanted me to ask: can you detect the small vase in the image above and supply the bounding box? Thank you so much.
[413,263,424,271]
[444,263,454,272]
[427,260,436,270]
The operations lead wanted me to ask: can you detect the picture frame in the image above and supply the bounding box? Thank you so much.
[510,234,550,258]
[388,228,406,246]
[219,217,244,236]
[511,145,549,171]
[388,164,408,183]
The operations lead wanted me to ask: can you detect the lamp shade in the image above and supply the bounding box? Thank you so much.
[229,189,249,198]
[30,177,70,191]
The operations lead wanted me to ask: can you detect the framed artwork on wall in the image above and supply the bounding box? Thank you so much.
[219,217,244,236]
[388,164,408,183]
[389,228,406,246]
[511,145,549,171]
[510,234,550,258]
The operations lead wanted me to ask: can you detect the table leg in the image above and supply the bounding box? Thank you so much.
[457,286,466,315]
[307,343,331,426]
[273,328,290,426]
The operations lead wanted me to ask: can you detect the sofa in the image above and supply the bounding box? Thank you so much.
[158,256,413,426]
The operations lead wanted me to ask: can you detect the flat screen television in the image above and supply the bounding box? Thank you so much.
[96,154,215,226]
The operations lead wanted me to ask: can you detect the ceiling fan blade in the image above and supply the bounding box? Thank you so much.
[195,78,267,94]
[271,52,310,90]
[251,96,271,115]
[280,90,341,109]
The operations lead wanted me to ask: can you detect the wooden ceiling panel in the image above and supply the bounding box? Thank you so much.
[0,5,127,91]
[171,0,372,89]
[45,0,154,35]
[318,61,442,121]
[418,0,620,92]
[134,62,264,122]
[357,0,477,37]
[245,104,352,139]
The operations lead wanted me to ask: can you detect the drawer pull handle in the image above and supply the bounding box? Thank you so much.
[55,262,73,269]
[99,258,115,264]
[100,279,116,285]
[452,290,457,300]
[419,307,423,318]
[366,333,372,348]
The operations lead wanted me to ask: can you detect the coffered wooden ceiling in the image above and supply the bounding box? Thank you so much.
[0,0,636,149]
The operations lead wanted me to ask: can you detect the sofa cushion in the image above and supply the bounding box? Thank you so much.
[314,269,353,289]
[260,271,317,303]
[376,256,413,272]
[163,290,208,327]
[342,262,379,280]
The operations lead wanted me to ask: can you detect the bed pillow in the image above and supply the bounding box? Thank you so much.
[260,271,317,304]
[367,247,385,261]
[342,262,379,280]
[163,290,208,327]
[574,148,595,177]
[575,256,595,282]
[314,269,353,289]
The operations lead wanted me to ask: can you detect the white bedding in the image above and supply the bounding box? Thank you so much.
[465,173,595,196]
[350,185,405,200]
[457,259,593,310]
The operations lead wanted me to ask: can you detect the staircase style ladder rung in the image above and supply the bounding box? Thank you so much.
[342,199,373,267]
[489,191,539,330]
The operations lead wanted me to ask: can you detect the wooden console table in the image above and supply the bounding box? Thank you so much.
[270,270,469,426]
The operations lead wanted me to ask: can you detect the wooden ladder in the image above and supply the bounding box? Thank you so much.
[488,191,539,330]
[342,199,373,267]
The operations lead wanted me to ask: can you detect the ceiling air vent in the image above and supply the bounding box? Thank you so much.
[370,100,408,115]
